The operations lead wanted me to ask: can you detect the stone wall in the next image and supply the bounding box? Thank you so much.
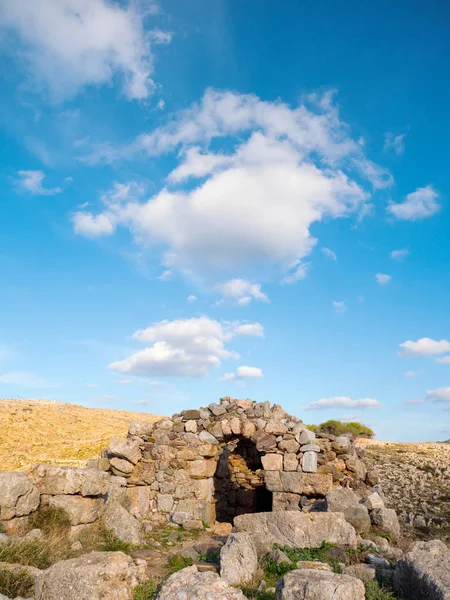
[0,397,378,535]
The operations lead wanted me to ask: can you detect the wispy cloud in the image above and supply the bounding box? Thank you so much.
[387,185,440,221]
[305,396,382,410]
[221,366,263,381]
[17,170,62,196]
[383,132,405,155]
[390,248,409,261]
[376,273,391,285]
[322,247,337,261]
[332,301,347,314]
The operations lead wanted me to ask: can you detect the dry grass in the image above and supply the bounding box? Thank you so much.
[0,398,160,472]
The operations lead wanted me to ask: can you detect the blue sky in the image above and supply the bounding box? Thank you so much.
[1,0,450,442]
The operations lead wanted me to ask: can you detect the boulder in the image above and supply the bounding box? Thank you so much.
[296,429,316,445]
[0,473,40,520]
[128,421,155,438]
[301,452,317,473]
[234,511,357,550]
[110,457,134,476]
[326,488,359,512]
[102,502,143,545]
[34,551,146,600]
[370,508,401,540]
[274,569,365,600]
[265,472,333,496]
[342,505,371,535]
[108,437,142,465]
[363,492,384,510]
[157,566,247,600]
[343,564,376,583]
[220,533,258,586]
[48,495,103,525]
[30,465,110,497]
[393,540,450,600]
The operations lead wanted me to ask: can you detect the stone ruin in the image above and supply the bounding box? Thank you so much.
[0,397,378,540]
[93,396,377,528]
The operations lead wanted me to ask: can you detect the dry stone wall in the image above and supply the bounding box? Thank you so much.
[0,397,378,536]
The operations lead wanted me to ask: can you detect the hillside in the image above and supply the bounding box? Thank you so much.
[361,440,450,540]
[0,399,161,472]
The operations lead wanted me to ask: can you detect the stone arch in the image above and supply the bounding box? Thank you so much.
[213,436,272,523]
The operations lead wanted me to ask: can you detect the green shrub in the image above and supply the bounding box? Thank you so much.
[167,554,193,574]
[0,568,35,598]
[133,580,158,600]
[365,580,397,600]
[308,420,374,438]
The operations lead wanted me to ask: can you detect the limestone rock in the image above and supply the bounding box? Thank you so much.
[301,452,317,473]
[266,419,288,435]
[295,561,332,571]
[326,487,359,512]
[220,533,258,586]
[363,492,384,510]
[128,421,154,438]
[110,457,134,476]
[185,420,198,433]
[48,495,103,525]
[370,508,401,540]
[394,540,450,600]
[108,437,142,465]
[187,459,217,478]
[268,548,292,566]
[274,569,365,600]
[157,566,247,600]
[234,511,357,549]
[265,471,333,496]
[342,505,371,535]
[30,465,110,497]
[255,432,277,451]
[199,430,219,444]
[0,473,40,520]
[296,429,316,445]
[278,439,300,454]
[102,502,143,545]
[34,551,146,600]
[343,564,376,583]
[262,454,283,471]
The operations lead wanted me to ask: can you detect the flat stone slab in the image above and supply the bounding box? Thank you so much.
[264,471,333,495]
[394,540,450,600]
[275,569,365,600]
[234,511,357,550]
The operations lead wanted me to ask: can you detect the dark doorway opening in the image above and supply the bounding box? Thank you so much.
[214,438,272,523]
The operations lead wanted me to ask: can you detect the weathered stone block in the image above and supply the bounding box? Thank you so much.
[254,432,277,451]
[182,410,201,420]
[110,457,134,475]
[30,465,110,497]
[185,420,198,433]
[265,419,288,435]
[261,454,283,471]
[48,495,103,525]
[157,494,174,513]
[220,533,258,586]
[283,454,298,471]
[274,569,365,600]
[128,421,155,438]
[0,473,40,520]
[102,502,143,545]
[301,451,317,473]
[278,439,300,453]
[108,437,142,465]
[265,471,332,496]
[370,508,400,540]
[295,429,316,445]
[272,492,301,511]
[187,459,217,479]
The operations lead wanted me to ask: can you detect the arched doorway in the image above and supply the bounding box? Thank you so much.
[214,438,272,523]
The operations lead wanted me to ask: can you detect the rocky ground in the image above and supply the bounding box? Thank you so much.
[0,399,159,472]
[361,440,450,541]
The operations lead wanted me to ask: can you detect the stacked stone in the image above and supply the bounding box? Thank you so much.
[96,396,376,525]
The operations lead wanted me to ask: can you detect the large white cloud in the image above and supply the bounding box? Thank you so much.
[400,338,450,356]
[305,396,382,410]
[0,0,169,100]
[73,90,387,281]
[109,317,263,377]
[387,186,440,221]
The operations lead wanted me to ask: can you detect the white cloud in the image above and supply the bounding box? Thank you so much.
[322,248,337,261]
[222,366,263,381]
[187,295,198,303]
[436,356,450,365]
[0,371,61,388]
[0,0,169,100]
[387,185,440,221]
[305,396,382,410]
[72,212,116,237]
[216,279,269,305]
[400,338,450,357]
[383,133,405,155]
[156,99,165,111]
[376,273,391,285]
[116,379,134,384]
[75,90,387,282]
[157,269,173,281]
[426,387,450,404]
[17,170,62,196]
[353,157,394,189]
[332,301,347,314]
[133,399,150,406]
[404,370,421,378]
[85,383,100,388]
[109,316,263,377]
[390,248,409,261]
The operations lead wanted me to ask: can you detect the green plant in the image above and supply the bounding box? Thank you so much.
[365,580,397,600]
[241,588,275,600]
[99,528,134,554]
[167,554,194,574]
[307,420,374,439]
[133,580,158,600]
[0,568,35,598]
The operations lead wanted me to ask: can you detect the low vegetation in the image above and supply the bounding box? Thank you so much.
[365,580,397,600]
[0,398,160,471]
[308,420,375,438]
[0,568,35,598]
